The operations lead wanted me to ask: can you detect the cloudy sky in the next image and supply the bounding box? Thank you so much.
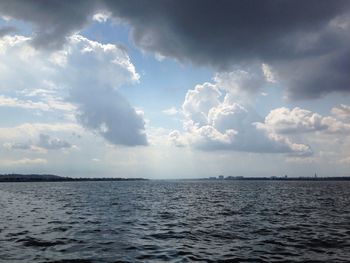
[0,0,349,178]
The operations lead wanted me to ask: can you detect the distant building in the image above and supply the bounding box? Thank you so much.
[209,177,217,180]
[218,175,224,180]
[226,176,244,180]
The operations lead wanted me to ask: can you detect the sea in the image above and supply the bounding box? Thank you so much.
[0,180,350,262]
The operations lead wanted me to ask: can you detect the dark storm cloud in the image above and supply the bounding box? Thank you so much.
[105,0,349,65]
[280,49,350,100]
[105,0,350,99]
[1,0,350,98]
[0,0,100,49]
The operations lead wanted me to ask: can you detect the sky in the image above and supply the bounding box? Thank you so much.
[0,0,349,179]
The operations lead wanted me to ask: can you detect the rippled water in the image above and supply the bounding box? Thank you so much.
[1,180,350,262]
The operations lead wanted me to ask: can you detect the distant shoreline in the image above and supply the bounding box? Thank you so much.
[0,174,148,183]
[1,174,350,182]
[199,176,350,181]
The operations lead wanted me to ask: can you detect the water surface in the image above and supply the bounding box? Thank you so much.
[1,180,350,262]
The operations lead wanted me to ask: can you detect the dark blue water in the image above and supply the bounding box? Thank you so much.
[1,180,350,262]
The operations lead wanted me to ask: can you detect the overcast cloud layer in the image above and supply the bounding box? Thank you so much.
[1,0,350,99]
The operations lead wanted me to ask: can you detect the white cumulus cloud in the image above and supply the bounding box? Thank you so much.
[171,78,311,156]
[258,107,350,135]
[0,34,147,146]
[331,104,350,120]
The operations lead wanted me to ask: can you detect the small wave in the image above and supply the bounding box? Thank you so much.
[16,237,68,247]
[43,260,93,263]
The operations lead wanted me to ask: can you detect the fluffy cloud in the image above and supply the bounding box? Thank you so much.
[261,64,276,83]
[332,104,350,120]
[1,1,350,99]
[182,82,221,126]
[258,107,350,134]
[174,80,312,156]
[0,34,147,146]
[0,35,53,91]
[64,35,147,146]
[176,82,350,159]
[93,12,110,23]
[181,69,269,125]
[254,106,350,162]
[213,68,267,96]
[168,130,186,148]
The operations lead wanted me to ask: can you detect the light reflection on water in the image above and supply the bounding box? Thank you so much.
[1,180,350,262]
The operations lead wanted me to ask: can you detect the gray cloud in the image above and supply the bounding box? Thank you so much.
[1,0,350,98]
[4,134,71,151]
[63,35,147,146]
[4,142,32,150]
[38,134,71,150]
[106,0,350,99]
[0,33,147,147]
[71,85,147,146]
[280,49,350,99]
[0,26,17,37]
[106,1,349,64]
[0,0,99,49]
